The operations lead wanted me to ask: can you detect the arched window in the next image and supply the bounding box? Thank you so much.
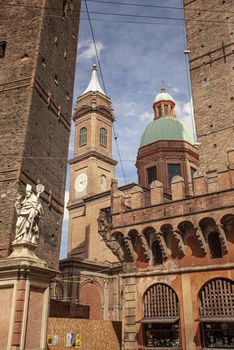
[152,241,163,265]
[142,284,181,348]
[99,128,107,147]
[199,278,234,348]
[100,174,107,192]
[208,232,222,258]
[79,127,87,147]
[158,105,162,118]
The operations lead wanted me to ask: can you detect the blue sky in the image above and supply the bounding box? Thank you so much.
[60,0,196,259]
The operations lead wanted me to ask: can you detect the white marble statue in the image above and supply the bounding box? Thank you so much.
[13,184,44,245]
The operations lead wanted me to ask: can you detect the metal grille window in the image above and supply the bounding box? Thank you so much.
[164,105,169,115]
[208,232,223,258]
[99,127,107,147]
[79,127,87,147]
[152,241,163,265]
[147,166,157,185]
[142,284,181,348]
[199,279,234,349]
[168,164,181,185]
[144,284,179,318]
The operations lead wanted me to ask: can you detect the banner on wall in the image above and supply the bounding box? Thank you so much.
[48,335,53,345]
[48,335,59,345]
[76,334,81,348]
[66,333,73,347]
[66,332,81,347]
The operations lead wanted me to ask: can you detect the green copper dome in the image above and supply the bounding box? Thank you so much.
[154,89,174,103]
[140,117,194,147]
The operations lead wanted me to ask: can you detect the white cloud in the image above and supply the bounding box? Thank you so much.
[114,100,138,118]
[175,99,197,140]
[63,190,69,221]
[139,111,153,122]
[78,40,105,61]
[171,86,179,93]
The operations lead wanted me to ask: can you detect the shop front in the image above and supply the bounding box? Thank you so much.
[199,278,234,349]
[138,283,182,349]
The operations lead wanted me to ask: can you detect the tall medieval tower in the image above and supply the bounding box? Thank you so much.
[183,0,234,170]
[0,0,81,268]
[67,65,117,261]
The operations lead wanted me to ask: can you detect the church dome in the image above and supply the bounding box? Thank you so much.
[140,117,194,147]
[154,88,174,103]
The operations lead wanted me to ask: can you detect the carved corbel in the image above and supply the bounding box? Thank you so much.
[218,224,228,255]
[97,210,125,262]
[138,234,151,261]
[104,237,125,262]
[91,97,97,109]
[155,232,170,261]
[194,227,207,255]
[173,230,186,256]
[123,236,135,262]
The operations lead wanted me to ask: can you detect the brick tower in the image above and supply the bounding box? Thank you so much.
[184,0,234,170]
[0,0,81,268]
[67,64,117,261]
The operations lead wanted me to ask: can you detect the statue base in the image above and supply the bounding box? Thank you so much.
[0,241,57,350]
[8,241,47,268]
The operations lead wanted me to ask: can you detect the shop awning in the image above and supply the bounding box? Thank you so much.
[198,316,234,323]
[136,316,179,324]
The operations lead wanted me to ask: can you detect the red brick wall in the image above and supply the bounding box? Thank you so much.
[0,0,81,268]
[79,283,103,320]
[0,286,13,348]
[184,0,234,170]
[25,287,44,349]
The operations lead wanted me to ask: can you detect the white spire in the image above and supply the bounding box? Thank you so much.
[82,64,105,95]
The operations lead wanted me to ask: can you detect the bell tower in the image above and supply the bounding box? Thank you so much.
[69,64,117,201]
[136,88,199,196]
[67,65,117,260]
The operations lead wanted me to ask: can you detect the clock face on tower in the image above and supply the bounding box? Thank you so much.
[75,173,88,193]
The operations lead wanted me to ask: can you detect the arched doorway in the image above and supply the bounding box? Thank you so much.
[80,282,103,320]
[141,283,181,348]
[199,278,234,348]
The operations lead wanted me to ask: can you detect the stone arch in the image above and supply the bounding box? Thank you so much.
[54,281,64,300]
[79,278,103,320]
[128,229,151,263]
[142,226,156,247]
[176,220,206,258]
[128,229,139,246]
[160,223,173,235]
[199,217,217,240]
[199,217,228,258]
[112,231,135,262]
[221,214,234,243]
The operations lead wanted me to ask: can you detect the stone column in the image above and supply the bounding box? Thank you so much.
[0,242,57,350]
[123,277,137,350]
[181,273,196,350]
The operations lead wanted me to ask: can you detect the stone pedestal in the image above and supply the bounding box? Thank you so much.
[0,243,57,350]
